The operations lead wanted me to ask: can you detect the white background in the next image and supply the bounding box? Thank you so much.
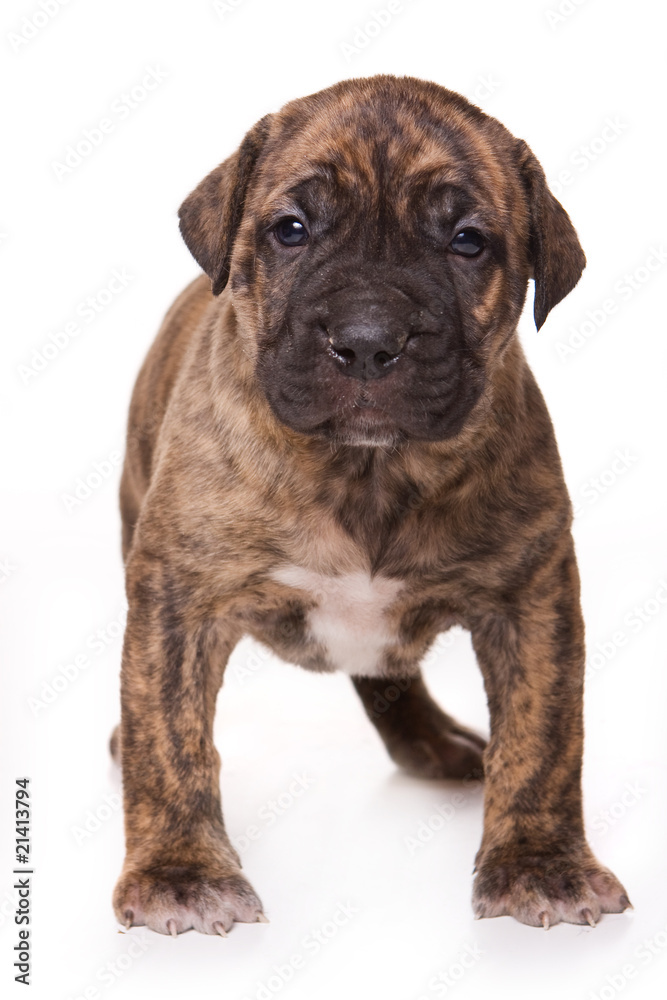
[1,1,666,998]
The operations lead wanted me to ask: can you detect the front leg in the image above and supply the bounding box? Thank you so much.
[113,555,265,936]
[470,537,631,927]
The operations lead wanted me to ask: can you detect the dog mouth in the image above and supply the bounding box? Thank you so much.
[262,349,480,446]
[323,386,404,447]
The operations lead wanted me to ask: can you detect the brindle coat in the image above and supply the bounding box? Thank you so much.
[112,75,630,935]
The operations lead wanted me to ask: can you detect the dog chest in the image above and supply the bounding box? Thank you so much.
[268,565,404,676]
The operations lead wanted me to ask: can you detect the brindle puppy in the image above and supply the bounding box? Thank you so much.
[111,75,630,935]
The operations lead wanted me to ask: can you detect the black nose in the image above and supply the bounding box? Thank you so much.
[327,324,405,380]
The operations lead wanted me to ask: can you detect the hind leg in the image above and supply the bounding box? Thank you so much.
[352,672,485,781]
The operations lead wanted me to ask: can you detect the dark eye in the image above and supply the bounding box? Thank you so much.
[450,229,485,257]
[274,217,309,247]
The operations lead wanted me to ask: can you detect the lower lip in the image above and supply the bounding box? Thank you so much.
[336,385,396,428]
[352,396,386,418]
[348,406,396,436]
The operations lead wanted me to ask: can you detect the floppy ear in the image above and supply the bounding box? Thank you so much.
[178,114,272,296]
[515,139,586,330]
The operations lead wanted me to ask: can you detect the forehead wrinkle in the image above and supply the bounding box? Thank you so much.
[348,118,511,222]
[378,98,516,222]
[253,95,517,231]
[398,139,511,221]
[258,125,381,196]
[258,163,373,224]
[399,170,507,234]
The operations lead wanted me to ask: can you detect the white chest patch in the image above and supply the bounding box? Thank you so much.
[269,565,404,677]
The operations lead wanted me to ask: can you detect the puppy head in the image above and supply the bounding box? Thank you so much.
[179,76,585,447]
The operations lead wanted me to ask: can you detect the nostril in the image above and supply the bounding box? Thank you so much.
[374,350,398,368]
[330,345,356,364]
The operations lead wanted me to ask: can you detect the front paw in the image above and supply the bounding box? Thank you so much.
[472,846,631,928]
[113,858,266,936]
